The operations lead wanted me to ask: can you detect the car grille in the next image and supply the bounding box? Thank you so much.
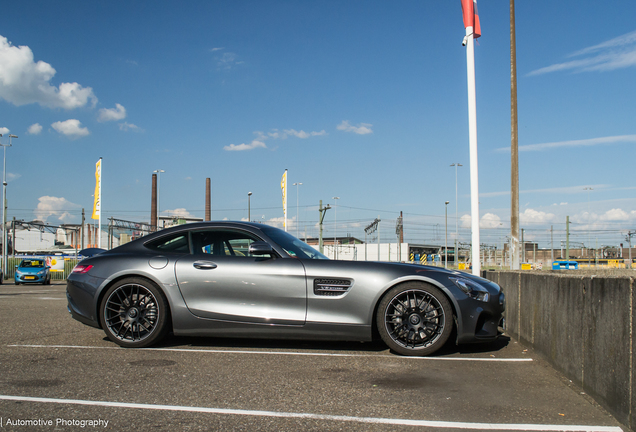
[313,279,353,297]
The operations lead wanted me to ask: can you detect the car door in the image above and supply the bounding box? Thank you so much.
[175,228,307,325]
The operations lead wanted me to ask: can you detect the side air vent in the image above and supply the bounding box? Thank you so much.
[314,278,353,297]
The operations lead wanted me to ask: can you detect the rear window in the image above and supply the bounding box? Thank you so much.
[145,233,190,253]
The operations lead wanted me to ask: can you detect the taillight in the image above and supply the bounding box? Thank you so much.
[72,264,93,274]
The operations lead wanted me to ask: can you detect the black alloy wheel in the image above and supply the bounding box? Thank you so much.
[99,277,169,348]
[377,282,453,356]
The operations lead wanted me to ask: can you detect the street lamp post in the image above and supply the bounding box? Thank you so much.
[2,134,16,278]
[248,192,252,221]
[445,201,449,269]
[332,197,340,259]
[293,182,302,237]
[153,169,165,226]
[450,163,462,267]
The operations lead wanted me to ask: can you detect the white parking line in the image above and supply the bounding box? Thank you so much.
[0,395,622,431]
[8,344,533,362]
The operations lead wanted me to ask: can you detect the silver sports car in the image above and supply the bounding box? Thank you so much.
[67,221,505,356]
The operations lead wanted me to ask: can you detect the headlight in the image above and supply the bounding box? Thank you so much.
[450,277,490,302]
[38,270,46,275]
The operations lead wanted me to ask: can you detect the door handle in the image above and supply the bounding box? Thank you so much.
[193,261,217,270]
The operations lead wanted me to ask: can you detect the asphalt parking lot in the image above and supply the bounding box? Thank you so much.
[0,282,625,431]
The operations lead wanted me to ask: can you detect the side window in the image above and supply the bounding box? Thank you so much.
[191,229,267,257]
[146,233,190,253]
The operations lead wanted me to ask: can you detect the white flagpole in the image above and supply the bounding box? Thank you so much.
[283,169,288,232]
[464,25,480,276]
[98,157,102,249]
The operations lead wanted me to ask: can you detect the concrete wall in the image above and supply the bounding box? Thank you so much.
[482,271,634,430]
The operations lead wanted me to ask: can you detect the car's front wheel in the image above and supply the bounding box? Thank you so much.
[377,282,453,356]
[99,277,169,348]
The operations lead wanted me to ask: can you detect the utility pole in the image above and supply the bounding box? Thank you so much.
[9,216,14,257]
[510,0,520,271]
[396,212,403,263]
[521,228,525,263]
[550,225,554,263]
[318,200,331,254]
[626,230,635,269]
[565,216,570,261]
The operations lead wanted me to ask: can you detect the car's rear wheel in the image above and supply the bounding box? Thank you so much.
[377,282,453,356]
[99,277,169,348]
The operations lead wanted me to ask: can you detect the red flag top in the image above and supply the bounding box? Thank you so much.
[461,0,481,38]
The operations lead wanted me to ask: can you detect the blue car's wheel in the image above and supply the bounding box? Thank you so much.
[377,282,453,356]
[99,277,170,348]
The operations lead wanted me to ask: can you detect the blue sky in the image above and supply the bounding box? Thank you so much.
[1,1,635,249]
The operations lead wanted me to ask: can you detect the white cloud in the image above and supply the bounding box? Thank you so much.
[0,127,9,135]
[337,120,373,135]
[599,208,629,221]
[461,213,504,229]
[210,47,224,52]
[225,127,326,151]
[162,208,196,219]
[51,119,89,139]
[496,135,636,153]
[27,123,42,135]
[119,122,142,132]
[0,35,97,109]
[217,52,243,70]
[34,196,80,223]
[519,208,556,224]
[480,213,503,228]
[481,184,610,198]
[224,140,267,151]
[529,30,636,76]
[283,129,327,139]
[7,172,20,182]
[98,103,126,122]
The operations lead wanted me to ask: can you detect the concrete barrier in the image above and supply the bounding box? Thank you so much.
[482,270,634,431]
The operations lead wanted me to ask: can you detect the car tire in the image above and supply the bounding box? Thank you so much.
[376,282,453,356]
[99,277,170,348]
[14,281,19,285]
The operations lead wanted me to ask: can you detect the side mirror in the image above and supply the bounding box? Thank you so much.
[249,241,274,256]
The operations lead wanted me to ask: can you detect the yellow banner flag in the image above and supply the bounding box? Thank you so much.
[92,159,101,220]
[281,169,287,230]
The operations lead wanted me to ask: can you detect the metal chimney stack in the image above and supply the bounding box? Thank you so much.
[205,178,211,221]
[151,173,158,231]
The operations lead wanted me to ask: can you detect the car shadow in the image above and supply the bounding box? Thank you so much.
[154,334,389,353]
[150,333,511,357]
[431,334,511,357]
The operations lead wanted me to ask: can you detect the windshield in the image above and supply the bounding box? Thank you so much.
[261,227,329,260]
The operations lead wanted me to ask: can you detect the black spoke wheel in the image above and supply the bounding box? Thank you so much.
[377,282,453,356]
[99,278,169,348]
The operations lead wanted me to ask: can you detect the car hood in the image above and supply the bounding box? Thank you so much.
[17,267,46,274]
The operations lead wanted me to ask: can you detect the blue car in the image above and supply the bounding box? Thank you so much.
[15,258,51,285]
